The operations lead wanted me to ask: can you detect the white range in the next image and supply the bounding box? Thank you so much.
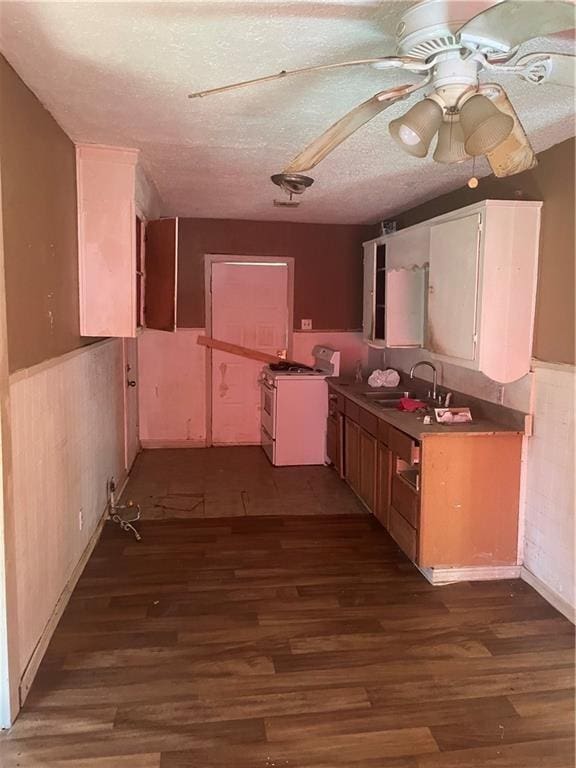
[260,346,341,466]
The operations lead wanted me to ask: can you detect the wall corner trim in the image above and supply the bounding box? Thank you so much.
[520,566,575,624]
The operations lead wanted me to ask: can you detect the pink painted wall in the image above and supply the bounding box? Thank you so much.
[137,330,366,444]
[138,329,207,446]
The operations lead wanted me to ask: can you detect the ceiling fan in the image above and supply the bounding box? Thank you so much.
[189,0,576,196]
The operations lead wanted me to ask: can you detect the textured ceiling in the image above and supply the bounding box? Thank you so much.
[0,1,574,223]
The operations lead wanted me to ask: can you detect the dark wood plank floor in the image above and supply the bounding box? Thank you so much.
[1,454,574,766]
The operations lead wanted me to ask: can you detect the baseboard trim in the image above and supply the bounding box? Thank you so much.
[140,439,206,449]
[418,564,521,585]
[520,567,575,624]
[18,495,116,705]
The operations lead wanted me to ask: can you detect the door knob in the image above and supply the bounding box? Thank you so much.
[127,380,137,388]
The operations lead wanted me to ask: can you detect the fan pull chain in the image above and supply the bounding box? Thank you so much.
[468,155,479,189]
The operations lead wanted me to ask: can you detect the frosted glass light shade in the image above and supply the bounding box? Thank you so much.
[460,94,514,156]
[389,98,443,158]
[433,120,470,164]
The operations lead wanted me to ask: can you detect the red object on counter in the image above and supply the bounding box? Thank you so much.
[397,397,427,412]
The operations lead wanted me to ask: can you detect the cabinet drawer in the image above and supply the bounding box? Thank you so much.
[345,399,360,423]
[359,408,379,438]
[389,506,418,562]
[378,419,390,445]
[388,426,420,464]
[391,474,419,528]
[336,393,346,413]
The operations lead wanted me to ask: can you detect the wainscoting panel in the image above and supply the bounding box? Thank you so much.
[9,339,125,678]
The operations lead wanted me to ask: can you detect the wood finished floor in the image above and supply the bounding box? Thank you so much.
[1,449,574,767]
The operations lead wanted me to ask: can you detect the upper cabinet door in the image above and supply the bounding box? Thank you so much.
[427,213,481,361]
[144,218,178,332]
[77,145,139,337]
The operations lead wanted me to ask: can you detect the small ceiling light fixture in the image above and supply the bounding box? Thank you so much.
[389,98,443,158]
[271,172,314,196]
[433,116,470,164]
[459,94,514,156]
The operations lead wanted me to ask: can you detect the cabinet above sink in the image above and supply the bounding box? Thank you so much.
[362,199,542,384]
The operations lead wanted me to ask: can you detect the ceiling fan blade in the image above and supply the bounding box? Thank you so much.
[188,56,427,99]
[482,86,537,177]
[284,81,427,173]
[456,1,576,50]
[516,52,576,87]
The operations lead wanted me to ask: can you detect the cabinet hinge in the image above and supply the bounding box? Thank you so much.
[472,333,478,345]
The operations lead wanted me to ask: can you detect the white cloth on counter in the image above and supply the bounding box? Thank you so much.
[367,368,400,388]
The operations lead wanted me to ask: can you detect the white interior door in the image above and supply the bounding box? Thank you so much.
[123,338,139,470]
[427,214,481,361]
[211,261,290,445]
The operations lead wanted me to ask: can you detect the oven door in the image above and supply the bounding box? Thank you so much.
[260,379,276,437]
[261,425,275,465]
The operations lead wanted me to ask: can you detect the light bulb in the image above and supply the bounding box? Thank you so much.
[398,125,421,147]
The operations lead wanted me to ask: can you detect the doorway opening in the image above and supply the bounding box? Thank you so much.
[205,256,294,446]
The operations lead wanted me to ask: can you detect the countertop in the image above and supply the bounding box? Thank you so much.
[327,379,527,441]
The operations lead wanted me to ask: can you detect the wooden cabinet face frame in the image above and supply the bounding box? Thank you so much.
[375,442,392,530]
[358,430,377,512]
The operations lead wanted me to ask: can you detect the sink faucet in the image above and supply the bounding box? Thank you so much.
[409,361,438,402]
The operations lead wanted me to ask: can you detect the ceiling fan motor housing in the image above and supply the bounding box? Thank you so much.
[396,0,516,60]
[431,54,481,107]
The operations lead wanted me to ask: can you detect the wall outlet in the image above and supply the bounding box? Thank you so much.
[301,319,312,330]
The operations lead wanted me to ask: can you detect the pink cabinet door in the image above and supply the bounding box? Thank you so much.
[76,144,139,338]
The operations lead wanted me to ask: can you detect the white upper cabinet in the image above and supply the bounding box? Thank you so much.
[77,144,139,338]
[363,200,541,382]
[362,226,428,349]
[426,200,542,383]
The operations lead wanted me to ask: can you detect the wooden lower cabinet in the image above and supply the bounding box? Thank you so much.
[418,434,522,567]
[344,417,377,512]
[375,442,392,530]
[337,392,522,569]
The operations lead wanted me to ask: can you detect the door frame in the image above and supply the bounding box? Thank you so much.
[122,337,140,473]
[0,169,20,728]
[204,254,295,447]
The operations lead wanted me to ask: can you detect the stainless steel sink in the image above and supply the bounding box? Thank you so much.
[370,399,403,409]
[361,390,415,400]
[359,390,429,410]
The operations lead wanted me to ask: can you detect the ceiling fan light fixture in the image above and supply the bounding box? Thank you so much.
[433,118,470,164]
[460,94,514,156]
[389,97,443,158]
